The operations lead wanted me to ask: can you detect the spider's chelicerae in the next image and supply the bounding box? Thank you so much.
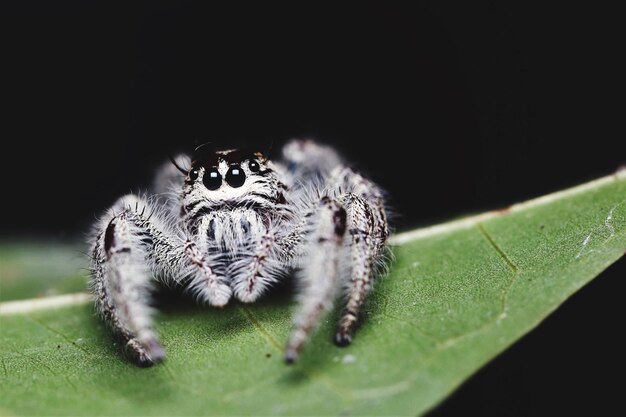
[89,139,389,366]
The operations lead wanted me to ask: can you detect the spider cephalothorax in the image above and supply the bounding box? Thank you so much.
[181,148,288,234]
[89,139,389,366]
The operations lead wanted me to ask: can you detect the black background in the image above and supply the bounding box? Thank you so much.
[2,2,624,415]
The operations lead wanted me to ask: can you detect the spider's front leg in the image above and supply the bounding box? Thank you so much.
[91,195,231,366]
[90,195,172,366]
[285,196,347,363]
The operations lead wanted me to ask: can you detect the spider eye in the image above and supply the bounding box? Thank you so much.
[189,169,199,181]
[226,164,246,188]
[203,168,222,190]
[248,159,260,173]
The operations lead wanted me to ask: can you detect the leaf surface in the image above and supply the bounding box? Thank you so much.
[1,173,625,416]
[0,242,86,302]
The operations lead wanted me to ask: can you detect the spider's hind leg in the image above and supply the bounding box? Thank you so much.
[319,167,389,347]
[334,191,388,346]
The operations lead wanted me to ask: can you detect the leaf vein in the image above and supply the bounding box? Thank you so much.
[477,223,518,273]
[477,223,520,321]
[1,357,7,378]
[25,315,91,356]
[237,306,352,401]
[237,306,283,351]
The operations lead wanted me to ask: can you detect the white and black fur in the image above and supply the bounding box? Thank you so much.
[89,139,389,366]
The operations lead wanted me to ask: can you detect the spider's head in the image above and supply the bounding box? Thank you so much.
[187,148,268,189]
[180,147,283,214]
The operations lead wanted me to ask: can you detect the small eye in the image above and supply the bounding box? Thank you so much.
[203,168,222,190]
[226,165,246,188]
[189,169,199,181]
[248,159,260,173]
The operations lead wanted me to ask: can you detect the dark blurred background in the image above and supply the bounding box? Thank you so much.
[1,2,623,416]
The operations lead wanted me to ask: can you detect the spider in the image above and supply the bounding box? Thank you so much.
[89,139,389,366]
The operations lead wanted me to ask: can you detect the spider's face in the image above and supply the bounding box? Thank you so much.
[181,149,282,213]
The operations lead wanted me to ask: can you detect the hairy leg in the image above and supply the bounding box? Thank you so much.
[335,193,388,345]
[90,195,170,366]
[329,168,389,346]
[285,196,347,363]
[230,231,284,303]
[279,139,343,189]
[182,238,232,307]
[90,194,231,366]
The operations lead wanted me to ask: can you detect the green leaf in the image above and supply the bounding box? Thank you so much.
[0,241,86,302]
[1,172,625,416]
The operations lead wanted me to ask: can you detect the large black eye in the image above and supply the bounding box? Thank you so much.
[248,159,260,173]
[226,164,246,188]
[203,168,222,190]
[189,168,199,181]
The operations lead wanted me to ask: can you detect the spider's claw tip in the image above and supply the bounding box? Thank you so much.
[284,349,298,365]
[145,339,166,362]
[125,338,166,367]
[136,356,157,368]
[334,331,353,347]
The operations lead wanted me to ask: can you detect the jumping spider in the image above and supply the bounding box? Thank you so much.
[89,139,389,366]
